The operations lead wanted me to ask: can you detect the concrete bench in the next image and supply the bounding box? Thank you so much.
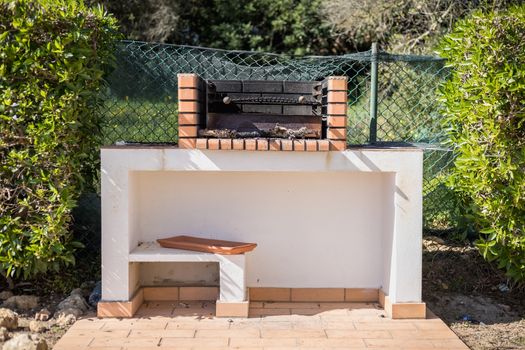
[97,242,249,317]
[130,242,247,303]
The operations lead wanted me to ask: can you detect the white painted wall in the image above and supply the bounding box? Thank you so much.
[132,171,390,288]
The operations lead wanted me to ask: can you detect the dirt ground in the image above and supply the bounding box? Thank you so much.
[423,237,525,350]
[0,285,97,348]
[0,293,73,348]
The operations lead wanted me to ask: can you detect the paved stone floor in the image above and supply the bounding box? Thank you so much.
[54,301,469,349]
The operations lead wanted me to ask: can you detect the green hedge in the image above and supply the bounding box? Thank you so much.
[0,0,119,278]
[438,6,525,282]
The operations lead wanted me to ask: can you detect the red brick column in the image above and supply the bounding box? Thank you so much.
[324,76,348,151]
[177,73,205,148]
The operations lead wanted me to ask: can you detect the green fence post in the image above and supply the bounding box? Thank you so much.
[369,42,378,144]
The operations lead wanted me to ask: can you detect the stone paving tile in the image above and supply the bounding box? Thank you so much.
[412,320,452,331]
[388,329,459,339]
[260,329,327,338]
[228,319,264,329]
[297,337,367,348]
[290,308,325,316]
[90,336,161,348]
[353,321,419,330]
[167,319,232,330]
[325,330,392,339]
[53,302,469,350]
[160,337,229,347]
[101,319,168,330]
[71,319,106,330]
[53,336,94,350]
[249,307,292,317]
[66,329,131,338]
[229,337,297,347]
[196,329,261,338]
[128,329,196,338]
[321,321,358,329]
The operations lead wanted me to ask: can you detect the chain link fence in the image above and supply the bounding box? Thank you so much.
[75,40,457,257]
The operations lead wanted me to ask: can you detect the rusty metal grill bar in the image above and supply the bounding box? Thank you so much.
[221,96,320,105]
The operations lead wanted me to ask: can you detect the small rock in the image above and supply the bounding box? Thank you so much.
[498,283,510,292]
[0,327,9,342]
[426,235,445,244]
[55,307,83,319]
[56,294,88,314]
[54,306,83,328]
[28,321,47,333]
[0,308,18,330]
[34,309,51,322]
[2,333,48,350]
[70,288,83,297]
[80,281,95,290]
[88,282,101,306]
[2,295,39,311]
[17,318,30,329]
[498,303,512,312]
[79,281,96,297]
[55,313,76,327]
[0,291,14,301]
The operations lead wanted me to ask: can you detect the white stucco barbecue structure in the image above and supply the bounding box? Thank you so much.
[100,146,424,318]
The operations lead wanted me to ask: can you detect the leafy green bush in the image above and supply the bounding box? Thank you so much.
[0,0,119,278]
[438,6,525,282]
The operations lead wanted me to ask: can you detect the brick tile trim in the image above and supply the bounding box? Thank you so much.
[216,300,250,318]
[193,138,332,151]
[177,73,205,148]
[178,88,200,100]
[177,73,202,89]
[326,76,348,91]
[324,76,348,151]
[327,127,347,140]
[179,113,201,126]
[98,287,425,320]
[380,289,426,319]
[97,288,144,318]
[249,288,379,303]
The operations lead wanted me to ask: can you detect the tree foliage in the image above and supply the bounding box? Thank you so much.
[322,0,516,53]
[0,0,120,278]
[91,0,340,55]
[438,5,525,282]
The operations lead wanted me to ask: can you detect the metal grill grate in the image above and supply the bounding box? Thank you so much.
[220,96,320,106]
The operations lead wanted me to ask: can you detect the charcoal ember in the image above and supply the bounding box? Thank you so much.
[198,129,237,138]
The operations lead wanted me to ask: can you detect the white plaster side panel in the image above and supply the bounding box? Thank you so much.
[134,171,386,288]
[390,153,424,303]
[101,152,130,301]
[380,174,396,296]
[101,149,164,300]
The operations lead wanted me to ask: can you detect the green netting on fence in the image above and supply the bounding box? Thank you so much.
[93,40,456,236]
